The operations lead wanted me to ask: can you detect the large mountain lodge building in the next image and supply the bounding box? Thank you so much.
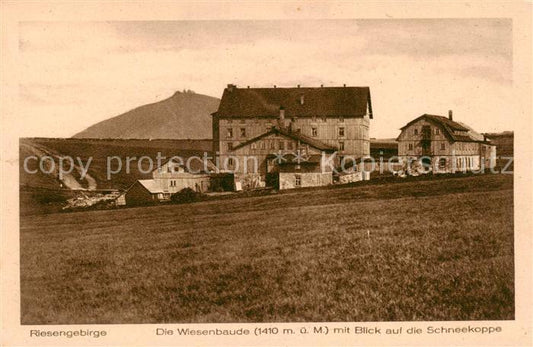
[123,85,498,204]
[212,84,373,189]
[397,111,496,173]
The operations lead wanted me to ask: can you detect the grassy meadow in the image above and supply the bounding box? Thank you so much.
[20,174,514,324]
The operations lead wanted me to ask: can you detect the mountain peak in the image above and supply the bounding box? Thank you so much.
[73,92,219,139]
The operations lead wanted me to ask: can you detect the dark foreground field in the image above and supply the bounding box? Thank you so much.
[20,174,514,324]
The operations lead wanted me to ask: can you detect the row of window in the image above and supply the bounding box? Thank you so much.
[412,127,440,136]
[311,127,345,137]
[226,126,346,139]
[227,140,346,151]
[424,157,475,169]
[225,117,346,124]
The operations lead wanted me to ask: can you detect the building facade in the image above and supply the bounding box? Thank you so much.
[397,111,496,173]
[212,84,373,188]
[124,158,213,205]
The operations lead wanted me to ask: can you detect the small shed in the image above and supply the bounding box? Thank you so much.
[125,179,170,206]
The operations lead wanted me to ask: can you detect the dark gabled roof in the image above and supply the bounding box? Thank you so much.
[399,114,490,143]
[213,85,372,119]
[233,126,337,152]
[401,114,469,131]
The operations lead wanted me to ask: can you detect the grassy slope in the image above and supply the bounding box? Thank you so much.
[73,91,219,139]
[20,174,514,324]
[20,138,212,190]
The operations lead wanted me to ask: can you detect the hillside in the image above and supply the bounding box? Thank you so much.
[73,91,219,139]
[484,131,514,157]
[20,174,514,323]
[20,138,213,215]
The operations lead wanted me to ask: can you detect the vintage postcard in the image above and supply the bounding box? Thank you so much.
[1,1,532,346]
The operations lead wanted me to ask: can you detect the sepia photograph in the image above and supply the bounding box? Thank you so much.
[1,1,532,346]
[17,17,516,324]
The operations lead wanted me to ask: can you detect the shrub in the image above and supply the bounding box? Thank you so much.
[31,190,68,204]
[170,188,204,204]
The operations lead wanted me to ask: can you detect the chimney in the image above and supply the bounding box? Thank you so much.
[279,106,285,121]
[227,84,235,92]
[483,134,487,142]
[320,84,324,88]
[297,84,300,88]
[274,85,277,88]
[448,110,453,121]
[343,84,346,87]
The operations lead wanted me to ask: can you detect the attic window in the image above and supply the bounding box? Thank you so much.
[414,129,418,135]
[435,128,440,135]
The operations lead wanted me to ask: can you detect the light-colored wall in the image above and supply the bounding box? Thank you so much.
[397,118,452,156]
[397,118,497,172]
[216,115,370,158]
[279,172,332,190]
[218,132,326,175]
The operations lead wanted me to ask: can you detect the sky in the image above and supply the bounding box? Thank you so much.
[18,19,512,138]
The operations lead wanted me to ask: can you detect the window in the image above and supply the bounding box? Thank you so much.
[240,119,246,124]
[439,158,447,169]
[408,143,413,150]
[440,143,446,150]
[414,129,418,135]
[338,127,345,137]
[270,141,275,149]
[260,141,266,150]
[339,141,345,151]
[435,128,440,135]
[227,119,233,124]
[295,174,301,187]
[251,142,257,150]
[322,116,327,122]
[279,141,285,150]
[240,128,246,137]
[339,117,344,122]
[312,116,317,122]
[227,142,233,151]
[228,158,234,166]
[312,127,318,137]
[226,128,233,138]
[287,141,293,150]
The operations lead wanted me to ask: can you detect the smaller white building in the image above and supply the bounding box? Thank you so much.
[124,158,214,205]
